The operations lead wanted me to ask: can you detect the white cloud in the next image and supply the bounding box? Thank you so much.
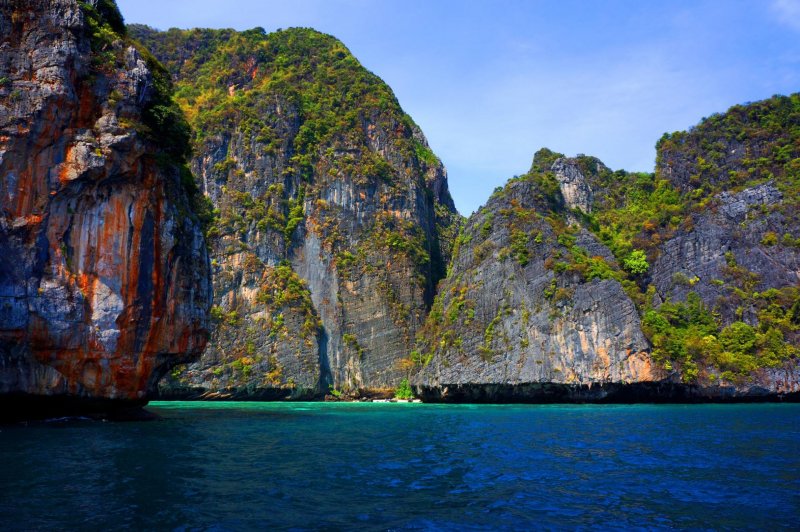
[772,0,800,31]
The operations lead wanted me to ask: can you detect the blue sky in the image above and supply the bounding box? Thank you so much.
[118,0,800,215]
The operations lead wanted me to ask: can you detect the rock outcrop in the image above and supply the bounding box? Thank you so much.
[651,95,800,329]
[413,93,800,401]
[650,181,799,324]
[644,95,800,396]
[551,157,595,214]
[131,25,459,399]
[0,0,211,417]
[412,155,663,402]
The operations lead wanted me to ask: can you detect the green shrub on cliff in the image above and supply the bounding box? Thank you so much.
[131,25,426,184]
[623,250,649,275]
[394,378,414,399]
[642,291,797,383]
[657,93,800,198]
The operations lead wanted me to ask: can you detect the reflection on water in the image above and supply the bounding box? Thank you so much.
[1,403,798,529]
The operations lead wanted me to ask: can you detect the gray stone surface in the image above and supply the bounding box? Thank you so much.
[0,0,211,402]
[414,176,661,392]
[133,26,460,397]
[652,183,800,324]
[552,157,595,213]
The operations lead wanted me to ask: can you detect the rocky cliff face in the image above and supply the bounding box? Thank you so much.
[651,96,800,328]
[413,156,663,401]
[413,95,800,401]
[0,0,211,415]
[645,95,800,395]
[131,26,459,398]
[650,182,798,326]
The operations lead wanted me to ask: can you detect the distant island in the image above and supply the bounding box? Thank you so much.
[1,0,798,420]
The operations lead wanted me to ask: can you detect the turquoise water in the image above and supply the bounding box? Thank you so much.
[1,403,799,530]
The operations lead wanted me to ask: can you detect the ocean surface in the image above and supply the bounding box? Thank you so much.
[1,402,799,530]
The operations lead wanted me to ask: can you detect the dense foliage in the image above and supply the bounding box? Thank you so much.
[642,289,798,383]
[141,26,417,170]
[657,94,800,198]
[394,378,414,399]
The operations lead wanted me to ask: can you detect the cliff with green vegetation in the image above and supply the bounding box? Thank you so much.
[648,94,800,392]
[413,94,800,402]
[130,24,460,398]
[4,0,795,412]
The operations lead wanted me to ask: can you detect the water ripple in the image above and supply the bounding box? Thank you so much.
[1,403,798,530]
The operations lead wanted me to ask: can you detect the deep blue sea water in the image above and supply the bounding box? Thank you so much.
[1,402,799,530]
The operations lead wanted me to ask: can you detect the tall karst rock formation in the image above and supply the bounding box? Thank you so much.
[413,95,800,402]
[412,153,663,401]
[0,0,211,417]
[3,0,795,410]
[131,25,460,398]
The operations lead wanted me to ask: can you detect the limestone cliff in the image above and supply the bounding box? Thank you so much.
[131,25,459,398]
[4,2,795,410]
[413,95,800,401]
[647,95,800,395]
[412,156,662,402]
[0,0,211,416]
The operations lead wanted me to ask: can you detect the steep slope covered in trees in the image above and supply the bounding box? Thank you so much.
[648,94,800,389]
[413,95,800,401]
[131,25,460,398]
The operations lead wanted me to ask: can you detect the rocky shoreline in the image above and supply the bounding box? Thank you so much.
[5,383,796,423]
[415,382,800,404]
[153,382,800,404]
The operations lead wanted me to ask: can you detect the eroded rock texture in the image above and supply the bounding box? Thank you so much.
[0,0,210,409]
[651,182,799,325]
[132,26,459,398]
[648,95,800,396]
[414,123,800,401]
[413,156,662,401]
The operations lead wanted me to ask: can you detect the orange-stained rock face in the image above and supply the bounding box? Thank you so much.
[0,0,211,401]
